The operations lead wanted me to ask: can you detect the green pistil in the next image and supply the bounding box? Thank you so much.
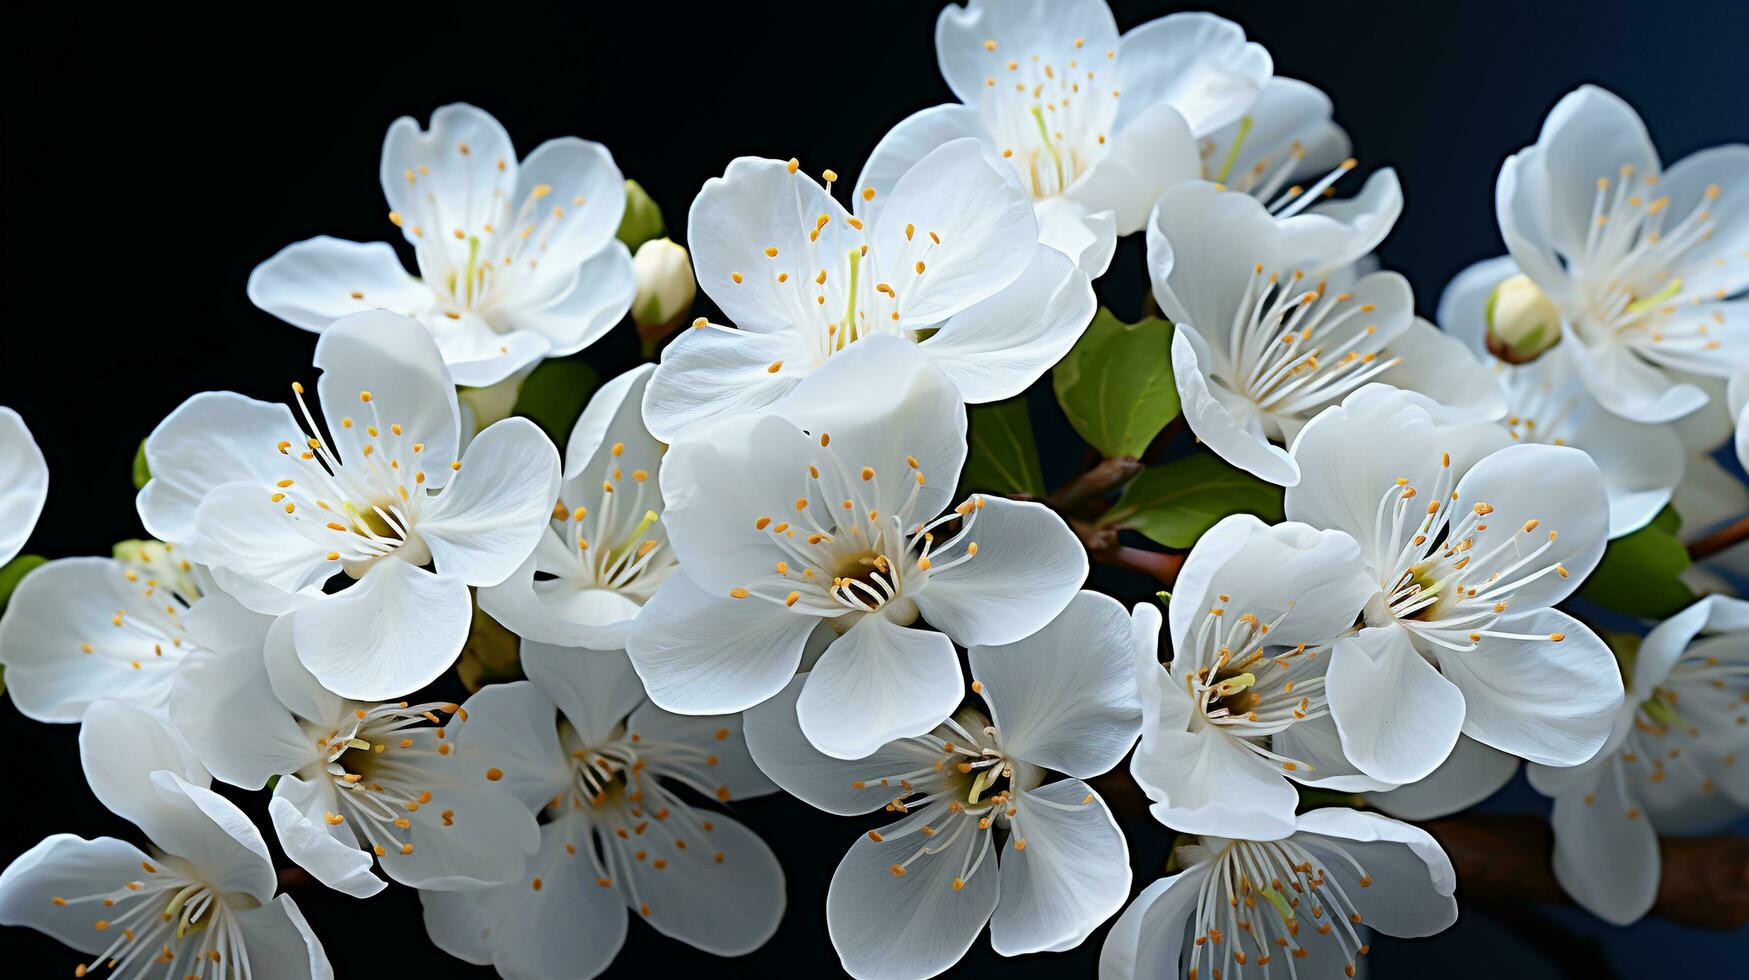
[967,766,997,804]
[1626,278,1682,314]
[1262,885,1296,923]
[1031,106,1065,190]
[464,234,482,305]
[842,246,862,347]
[1215,115,1254,183]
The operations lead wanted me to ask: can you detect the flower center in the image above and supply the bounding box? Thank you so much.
[1184,837,1376,979]
[272,382,456,578]
[1568,164,1721,348]
[1365,457,1571,656]
[1176,598,1329,775]
[726,433,982,625]
[976,37,1118,199]
[87,541,203,673]
[1218,265,1401,424]
[1201,121,1363,218]
[309,699,463,859]
[1614,638,1749,799]
[47,857,255,979]
[550,442,672,603]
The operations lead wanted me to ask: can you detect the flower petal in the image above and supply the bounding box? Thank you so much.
[138,391,305,545]
[1097,865,1208,980]
[446,679,570,812]
[170,636,314,790]
[641,324,813,442]
[1549,756,1659,925]
[628,699,776,802]
[798,615,963,760]
[1293,807,1459,937]
[990,779,1129,955]
[1449,441,1610,606]
[967,591,1139,777]
[1328,623,1467,784]
[626,570,815,715]
[1170,325,1300,485]
[1067,104,1200,234]
[857,104,1000,224]
[521,642,647,746]
[607,809,785,956]
[313,309,461,481]
[1113,12,1270,135]
[934,0,1118,107]
[246,237,429,331]
[268,778,385,899]
[0,834,162,954]
[78,700,208,838]
[291,560,472,701]
[0,407,45,566]
[417,416,560,586]
[918,244,1094,404]
[914,496,1086,647]
[1367,735,1520,820]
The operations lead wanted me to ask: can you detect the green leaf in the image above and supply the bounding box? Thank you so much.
[1650,505,1680,536]
[1097,453,1283,548]
[1051,308,1178,459]
[616,179,666,250]
[960,396,1046,498]
[1579,519,1695,619]
[132,439,151,490]
[511,358,600,446]
[0,554,46,612]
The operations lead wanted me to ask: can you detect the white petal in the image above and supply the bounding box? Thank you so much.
[418,416,560,586]
[78,700,209,839]
[313,309,461,481]
[567,362,659,480]
[191,481,333,605]
[521,642,647,745]
[0,408,46,566]
[826,811,998,980]
[1437,609,1621,767]
[246,237,429,330]
[1549,757,1659,925]
[1171,325,1301,485]
[501,241,635,362]
[380,104,517,269]
[1097,865,1207,980]
[1372,317,1508,424]
[0,834,164,954]
[967,591,1139,777]
[857,105,1000,224]
[503,137,626,301]
[798,615,963,760]
[0,558,194,722]
[626,570,815,715]
[1034,198,1117,276]
[1328,624,1467,784]
[1065,104,1200,234]
[934,0,1118,106]
[1514,85,1662,263]
[447,680,571,812]
[1301,168,1405,261]
[138,391,305,545]
[918,244,1095,404]
[238,895,333,980]
[1293,808,1459,937]
[913,496,1086,647]
[744,674,948,815]
[640,324,812,442]
[627,699,776,802]
[291,560,472,701]
[142,771,280,904]
[1450,442,1609,606]
[1132,712,1301,840]
[1560,319,1708,422]
[170,639,313,790]
[1434,254,1520,355]
[268,779,385,898]
[1367,735,1520,821]
[990,779,1129,955]
[420,315,551,389]
[372,740,541,891]
[607,808,785,955]
[1114,12,1271,136]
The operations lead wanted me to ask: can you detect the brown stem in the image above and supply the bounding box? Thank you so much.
[1047,456,1142,512]
[1071,518,1185,588]
[1687,513,1749,562]
[1424,813,1749,931]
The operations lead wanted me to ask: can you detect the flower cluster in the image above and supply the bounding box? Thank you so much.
[5,2,1749,978]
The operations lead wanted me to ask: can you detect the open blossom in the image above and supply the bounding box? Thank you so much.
[629,337,1087,759]
[0,406,47,567]
[138,310,560,700]
[479,364,674,650]
[1150,181,1502,486]
[168,601,539,898]
[863,2,1269,275]
[0,541,215,722]
[248,103,634,388]
[1440,255,1686,537]
[746,591,1141,980]
[1494,85,1749,422]
[1131,515,1389,841]
[643,140,1093,440]
[1286,384,1621,784]
[1527,596,1749,925]
[419,644,783,979]
[0,700,329,979]
[1099,808,1457,980]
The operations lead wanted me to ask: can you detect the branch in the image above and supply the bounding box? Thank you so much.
[1687,513,1749,562]
[1047,455,1142,512]
[1071,518,1185,588]
[1424,813,1749,931]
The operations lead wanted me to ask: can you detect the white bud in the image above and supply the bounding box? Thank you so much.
[631,237,697,332]
[1484,273,1561,363]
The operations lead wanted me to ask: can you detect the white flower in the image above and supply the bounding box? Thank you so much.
[630,237,697,330]
[1131,514,1389,841]
[418,643,784,978]
[642,140,1094,440]
[167,602,540,898]
[0,541,216,722]
[0,406,47,567]
[1439,256,1687,537]
[0,700,330,979]
[1099,808,1457,980]
[1364,735,1521,822]
[628,337,1087,759]
[1494,84,1749,422]
[478,364,674,650]
[863,2,1269,275]
[137,310,561,700]
[744,591,1141,979]
[1285,384,1621,784]
[1527,595,1749,925]
[248,103,634,388]
[1150,181,1504,485]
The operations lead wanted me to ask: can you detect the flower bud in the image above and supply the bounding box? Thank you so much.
[616,179,665,251]
[1484,273,1562,363]
[631,237,697,355]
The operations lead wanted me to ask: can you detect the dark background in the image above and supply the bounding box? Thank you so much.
[4,1,1747,975]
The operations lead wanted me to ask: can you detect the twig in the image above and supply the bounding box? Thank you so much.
[1070,518,1185,588]
[1687,513,1749,562]
[1046,456,1142,512]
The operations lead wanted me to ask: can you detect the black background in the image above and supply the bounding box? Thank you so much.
[4,1,1748,975]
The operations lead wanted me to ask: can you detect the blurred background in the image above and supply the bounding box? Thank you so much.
[4,0,1747,974]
